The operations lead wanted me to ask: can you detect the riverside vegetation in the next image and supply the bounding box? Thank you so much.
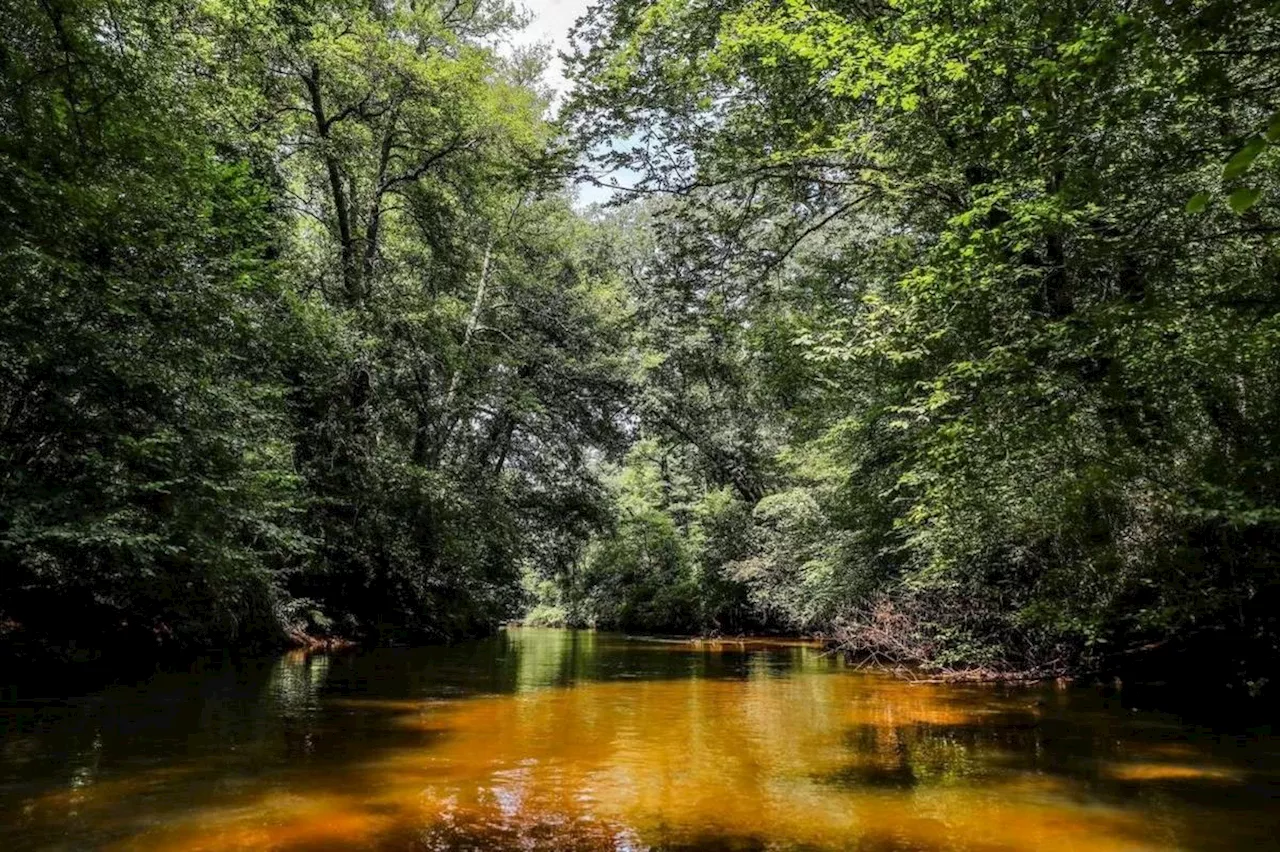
[3,0,1280,693]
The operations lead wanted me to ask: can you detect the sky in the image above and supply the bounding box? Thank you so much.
[511,0,594,105]
[507,0,631,206]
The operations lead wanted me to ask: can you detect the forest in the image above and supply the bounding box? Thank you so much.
[2,0,1279,693]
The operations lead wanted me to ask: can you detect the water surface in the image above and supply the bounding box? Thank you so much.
[2,628,1278,850]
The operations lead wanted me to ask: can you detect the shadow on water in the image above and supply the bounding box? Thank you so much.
[0,630,830,849]
[1,653,456,849]
[2,628,1279,851]
[815,691,1280,852]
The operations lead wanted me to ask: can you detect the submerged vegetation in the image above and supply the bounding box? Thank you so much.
[3,0,1280,690]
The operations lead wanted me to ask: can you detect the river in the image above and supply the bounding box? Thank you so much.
[1,628,1278,850]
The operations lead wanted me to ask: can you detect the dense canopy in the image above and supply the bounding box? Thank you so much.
[3,0,1279,691]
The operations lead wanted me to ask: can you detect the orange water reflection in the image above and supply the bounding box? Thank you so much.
[3,629,1279,851]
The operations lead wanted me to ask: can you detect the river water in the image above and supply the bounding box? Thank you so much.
[1,628,1278,850]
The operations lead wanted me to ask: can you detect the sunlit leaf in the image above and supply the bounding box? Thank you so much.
[1223,137,1267,181]
[1228,187,1262,214]
[1185,191,1210,213]
[1266,111,1280,143]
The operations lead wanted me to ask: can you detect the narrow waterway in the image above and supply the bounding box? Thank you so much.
[2,628,1278,850]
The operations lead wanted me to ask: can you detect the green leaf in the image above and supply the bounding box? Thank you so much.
[1266,111,1280,143]
[1223,137,1267,181]
[1185,191,1210,214]
[1228,187,1262,214]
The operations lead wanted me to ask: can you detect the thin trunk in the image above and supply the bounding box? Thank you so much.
[363,111,398,283]
[303,63,360,304]
[429,199,525,466]
[492,417,517,475]
[412,407,431,465]
[434,237,494,459]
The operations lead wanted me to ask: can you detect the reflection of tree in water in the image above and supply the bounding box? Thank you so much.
[814,694,1280,852]
[509,627,600,692]
[4,634,1280,851]
[268,650,330,716]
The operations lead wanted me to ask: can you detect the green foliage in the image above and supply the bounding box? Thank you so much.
[0,0,628,657]
[0,0,305,652]
[730,489,852,631]
[539,442,752,633]
[8,0,1280,693]
[559,0,1280,686]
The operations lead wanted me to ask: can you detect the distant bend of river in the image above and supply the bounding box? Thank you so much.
[2,627,1279,851]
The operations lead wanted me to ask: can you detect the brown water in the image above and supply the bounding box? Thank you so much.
[2,629,1279,851]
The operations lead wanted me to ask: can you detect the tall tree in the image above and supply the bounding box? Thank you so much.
[0,0,631,656]
[563,0,1280,683]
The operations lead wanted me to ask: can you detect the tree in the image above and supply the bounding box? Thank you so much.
[563,0,1280,685]
[0,0,631,657]
[0,0,304,653]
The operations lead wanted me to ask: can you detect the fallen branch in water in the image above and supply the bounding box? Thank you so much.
[285,628,357,653]
[829,593,1077,684]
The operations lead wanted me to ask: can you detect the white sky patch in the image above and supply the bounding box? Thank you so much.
[510,0,593,103]
[503,0,638,206]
